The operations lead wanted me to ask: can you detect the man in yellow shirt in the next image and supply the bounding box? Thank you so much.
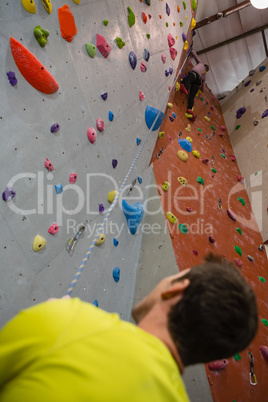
[0,255,258,401]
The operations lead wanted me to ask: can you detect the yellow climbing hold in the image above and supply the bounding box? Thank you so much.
[158,131,165,139]
[167,103,173,109]
[73,0,80,3]
[162,181,171,192]
[175,82,180,92]
[177,177,188,186]
[186,136,192,143]
[184,40,188,50]
[204,116,211,122]
[33,235,46,252]
[191,18,196,30]
[96,233,106,246]
[185,124,191,132]
[192,150,200,158]
[21,0,36,13]
[186,16,188,20]
[41,0,52,14]
[166,211,177,224]
[185,113,193,119]
[108,190,118,203]
[177,150,188,162]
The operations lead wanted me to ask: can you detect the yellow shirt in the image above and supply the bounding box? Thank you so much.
[0,298,189,402]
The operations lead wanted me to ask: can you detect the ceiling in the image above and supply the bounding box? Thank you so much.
[193,0,268,99]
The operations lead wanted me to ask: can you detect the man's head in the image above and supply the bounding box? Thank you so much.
[132,254,258,367]
[204,64,209,72]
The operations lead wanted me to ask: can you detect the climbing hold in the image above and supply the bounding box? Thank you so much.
[96,34,111,58]
[182,32,187,42]
[211,168,217,173]
[48,224,59,235]
[259,65,266,72]
[191,18,196,30]
[235,125,240,130]
[144,48,150,62]
[172,112,176,118]
[220,125,226,131]
[204,116,211,122]
[247,255,254,262]
[92,300,98,307]
[177,150,188,162]
[127,6,135,27]
[116,37,125,49]
[259,276,266,283]
[140,62,147,72]
[197,128,202,133]
[96,118,105,132]
[145,106,164,131]
[168,34,175,47]
[146,33,150,39]
[162,181,171,192]
[109,111,114,122]
[168,135,173,140]
[101,92,108,100]
[129,51,137,70]
[21,0,36,13]
[192,150,200,158]
[142,12,148,24]
[238,197,245,206]
[236,107,246,119]
[137,176,142,184]
[69,174,77,184]
[210,125,216,130]
[234,257,242,267]
[166,2,170,16]
[179,139,192,152]
[34,25,49,47]
[244,80,251,87]
[170,47,178,60]
[177,176,188,187]
[209,235,216,243]
[183,1,186,9]
[202,158,209,165]
[227,209,236,221]
[108,190,118,203]
[259,346,268,362]
[175,82,180,92]
[112,159,118,169]
[158,132,165,139]
[234,246,242,256]
[258,245,264,251]
[113,238,119,247]
[183,41,188,51]
[234,353,241,361]
[210,105,214,111]
[85,43,97,58]
[236,228,242,235]
[186,207,192,212]
[193,250,198,255]
[167,103,173,109]
[99,204,105,214]
[237,175,244,182]
[220,153,225,158]
[177,5,180,12]
[96,233,106,246]
[179,224,188,234]
[6,71,17,86]
[197,176,204,185]
[180,22,183,27]
[165,69,170,77]
[185,124,191,132]
[208,359,229,371]
[87,127,97,144]
[166,211,177,224]
[55,184,63,194]
[261,319,268,327]
[41,0,52,13]
[136,137,141,145]
[262,109,268,119]
[122,199,144,235]
[10,37,59,95]
[33,235,46,252]
[2,187,16,202]
[161,53,166,64]
[103,20,109,26]
[186,136,192,143]
[58,5,77,41]
[44,158,54,171]
[50,123,60,134]
[113,267,120,283]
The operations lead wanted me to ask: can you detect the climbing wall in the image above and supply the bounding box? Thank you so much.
[150,54,268,400]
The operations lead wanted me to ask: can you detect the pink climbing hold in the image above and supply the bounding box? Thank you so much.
[234,257,242,267]
[229,154,236,161]
[193,250,198,255]
[96,118,105,132]
[208,359,229,371]
[218,132,224,137]
[186,207,192,212]
[237,175,244,182]
[140,62,147,72]
[220,125,226,131]
[48,223,59,235]
[168,85,171,90]
[167,33,175,47]
[139,90,145,101]
[96,34,111,58]
[170,47,177,60]
[202,158,209,165]
[44,158,54,171]
[169,136,172,140]
[227,208,236,221]
[210,105,214,111]
[69,173,77,184]
[259,346,268,362]
[161,53,166,63]
[87,127,97,143]
[209,235,215,243]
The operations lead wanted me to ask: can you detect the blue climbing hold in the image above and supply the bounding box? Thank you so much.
[172,112,177,118]
[136,137,141,145]
[259,66,266,72]
[113,238,119,247]
[145,106,164,131]
[55,184,63,194]
[179,138,192,152]
[144,48,150,62]
[137,176,142,184]
[109,111,114,121]
[113,267,120,282]
[92,299,99,307]
[122,199,144,235]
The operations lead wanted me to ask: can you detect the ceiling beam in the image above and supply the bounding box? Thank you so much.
[195,0,251,30]
[196,24,268,56]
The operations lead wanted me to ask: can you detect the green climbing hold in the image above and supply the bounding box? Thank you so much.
[179,224,188,234]
[192,0,197,11]
[235,125,240,130]
[211,168,217,173]
[261,319,268,327]
[146,33,150,39]
[85,43,97,58]
[221,153,226,158]
[236,228,242,235]
[183,1,186,10]
[234,353,241,361]
[255,172,258,176]
[200,97,204,101]
[234,246,242,256]
[127,6,135,27]
[197,128,202,132]
[116,37,125,49]
[259,276,266,283]
[103,20,109,26]
[211,125,216,130]
[166,22,168,27]
[180,21,183,27]
[197,176,204,185]
[34,25,49,47]
[238,197,245,206]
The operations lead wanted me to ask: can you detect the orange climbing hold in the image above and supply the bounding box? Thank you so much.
[142,12,147,23]
[9,37,59,94]
[177,5,180,12]
[58,5,77,42]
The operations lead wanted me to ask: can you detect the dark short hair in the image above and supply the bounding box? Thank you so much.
[168,254,258,366]
[204,64,209,72]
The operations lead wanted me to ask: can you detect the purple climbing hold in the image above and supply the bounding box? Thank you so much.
[250,88,254,92]
[50,123,60,133]
[101,92,108,100]
[166,3,170,16]
[262,109,268,119]
[236,107,246,119]
[2,187,16,202]
[6,71,17,86]
[144,48,150,62]
[129,51,137,70]
[165,69,169,77]
[169,67,173,75]
[244,80,251,87]
[112,159,118,169]
[169,116,174,122]
[227,208,236,221]
[182,32,187,42]
[99,204,105,214]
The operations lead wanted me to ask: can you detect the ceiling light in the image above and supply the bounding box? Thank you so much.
[250,0,268,9]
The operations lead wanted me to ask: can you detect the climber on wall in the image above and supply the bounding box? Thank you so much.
[0,254,258,401]
[179,49,209,121]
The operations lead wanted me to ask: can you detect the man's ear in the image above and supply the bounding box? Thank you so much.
[161,279,190,300]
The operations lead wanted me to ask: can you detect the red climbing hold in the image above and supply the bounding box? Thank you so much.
[170,47,177,60]
[167,33,175,47]
[229,154,236,161]
[237,175,244,182]
[142,12,147,23]
[220,125,226,131]
[96,34,111,58]
[202,158,210,165]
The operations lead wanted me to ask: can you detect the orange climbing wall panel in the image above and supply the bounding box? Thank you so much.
[151,63,268,401]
